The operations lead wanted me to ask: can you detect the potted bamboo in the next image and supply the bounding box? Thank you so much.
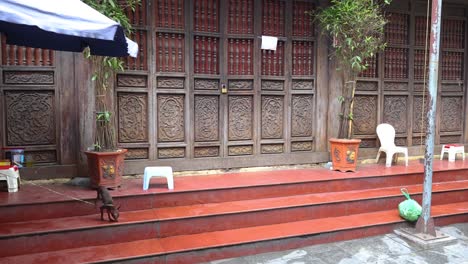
[315,0,390,171]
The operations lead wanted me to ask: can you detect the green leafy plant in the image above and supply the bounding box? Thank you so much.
[315,0,391,138]
[82,0,139,151]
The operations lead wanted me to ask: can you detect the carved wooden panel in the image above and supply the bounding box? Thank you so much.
[229,80,253,90]
[158,95,185,142]
[194,146,219,158]
[293,1,314,37]
[292,80,314,90]
[414,82,427,92]
[1,38,54,66]
[412,96,428,133]
[442,19,465,49]
[356,81,378,91]
[383,96,407,133]
[359,56,378,78]
[228,0,253,34]
[261,144,283,154]
[440,135,461,144]
[158,148,185,158]
[291,95,313,137]
[25,150,56,163]
[386,13,409,45]
[262,0,285,36]
[3,71,54,85]
[353,96,377,135]
[441,83,463,92]
[117,74,147,87]
[156,0,184,29]
[195,96,219,142]
[194,36,219,74]
[441,51,463,81]
[360,139,377,148]
[228,145,253,156]
[228,39,253,75]
[384,82,408,91]
[194,0,219,32]
[261,96,284,139]
[414,49,429,80]
[413,137,426,145]
[195,79,219,90]
[440,96,462,132]
[261,80,283,91]
[125,148,149,160]
[118,93,148,143]
[123,0,147,26]
[261,41,284,76]
[124,30,148,71]
[5,91,56,145]
[415,16,428,47]
[291,141,313,152]
[384,47,408,79]
[156,32,184,72]
[395,138,407,146]
[228,96,253,141]
[292,41,314,76]
[157,77,185,89]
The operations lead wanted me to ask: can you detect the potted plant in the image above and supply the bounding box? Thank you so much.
[83,0,138,188]
[315,0,390,171]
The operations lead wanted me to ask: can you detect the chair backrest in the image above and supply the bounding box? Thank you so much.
[376,123,396,148]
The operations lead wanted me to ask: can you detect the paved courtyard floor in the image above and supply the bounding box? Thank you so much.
[206,223,468,264]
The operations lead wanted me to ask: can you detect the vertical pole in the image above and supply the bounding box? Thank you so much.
[416,0,442,236]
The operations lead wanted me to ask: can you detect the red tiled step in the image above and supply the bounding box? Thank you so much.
[1,180,467,257]
[2,202,468,264]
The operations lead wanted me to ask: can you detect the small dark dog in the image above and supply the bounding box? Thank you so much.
[96,186,120,222]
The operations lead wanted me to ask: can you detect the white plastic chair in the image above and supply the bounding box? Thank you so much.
[375,123,409,167]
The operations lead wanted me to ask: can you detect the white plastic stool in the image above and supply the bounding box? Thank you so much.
[0,166,20,192]
[143,166,174,190]
[440,144,465,162]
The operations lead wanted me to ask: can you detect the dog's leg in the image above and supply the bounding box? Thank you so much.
[100,206,105,220]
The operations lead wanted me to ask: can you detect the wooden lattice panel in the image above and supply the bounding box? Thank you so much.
[228,39,253,75]
[228,0,253,34]
[122,0,147,26]
[194,0,219,32]
[415,16,429,47]
[156,32,184,73]
[359,56,378,78]
[441,51,464,81]
[384,47,408,79]
[1,37,54,66]
[414,49,429,80]
[156,0,184,29]
[125,30,148,71]
[442,19,465,49]
[293,1,314,37]
[261,41,284,76]
[292,41,314,76]
[262,0,285,36]
[194,36,219,75]
[385,13,409,45]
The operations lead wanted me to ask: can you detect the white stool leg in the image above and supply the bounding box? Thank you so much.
[404,149,408,166]
[7,176,17,192]
[449,149,456,162]
[167,167,174,190]
[440,147,444,160]
[143,169,150,190]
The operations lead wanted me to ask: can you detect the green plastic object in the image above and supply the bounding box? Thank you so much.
[398,188,422,222]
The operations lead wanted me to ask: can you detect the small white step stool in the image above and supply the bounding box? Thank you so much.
[0,166,20,192]
[143,166,174,190]
[440,144,465,162]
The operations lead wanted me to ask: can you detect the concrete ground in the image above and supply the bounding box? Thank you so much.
[206,223,468,264]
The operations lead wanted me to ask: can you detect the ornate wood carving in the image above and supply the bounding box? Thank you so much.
[194,36,219,74]
[261,41,284,76]
[384,82,408,91]
[158,95,185,142]
[413,137,426,145]
[5,91,56,145]
[442,19,465,49]
[228,39,253,75]
[291,141,313,152]
[356,81,378,91]
[229,80,253,90]
[291,95,313,137]
[360,139,377,148]
[261,96,283,139]
[261,80,283,91]
[292,80,314,90]
[25,150,56,163]
[195,79,219,90]
[3,71,54,85]
[157,77,184,89]
[228,0,253,34]
[262,0,285,36]
[118,93,148,143]
[353,96,377,135]
[228,96,253,140]
[125,148,149,160]
[413,82,427,92]
[384,47,408,79]
[441,51,463,81]
[413,96,428,134]
[117,74,147,87]
[194,0,219,32]
[440,97,462,132]
[292,41,314,76]
[156,0,184,29]
[395,138,407,146]
[156,32,184,72]
[440,135,461,144]
[195,96,219,142]
[194,146,219,158]
[158,148,185,159]
[1,39,54,66]
[228,145,253,156]
[261,144,283,154]
[386,13,409,45]
[441,83,463,92]
[384,96,407,133]
[124,30,148,71]
[293,1,314,37]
